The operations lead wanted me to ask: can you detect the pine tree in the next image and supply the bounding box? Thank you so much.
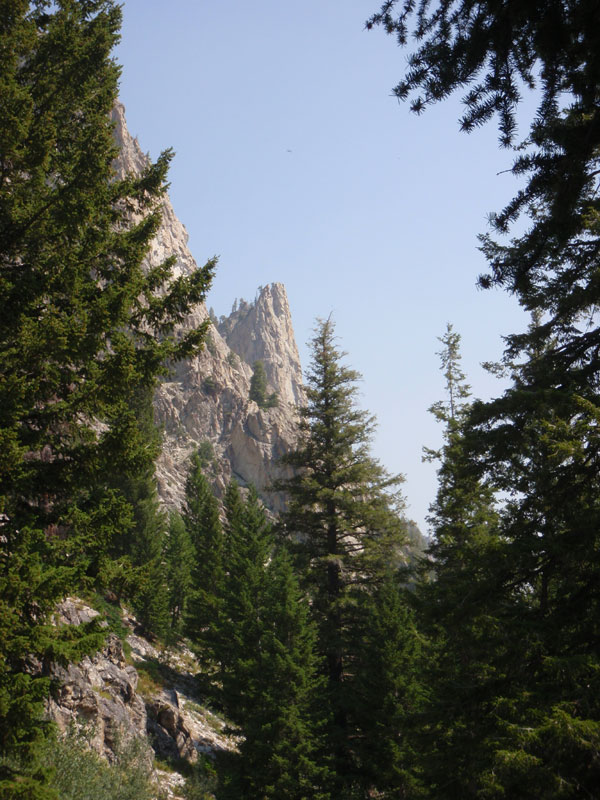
[249,360,278,409]
[249,360,268,406]
[0,1,215,790]
[277,317,407,794]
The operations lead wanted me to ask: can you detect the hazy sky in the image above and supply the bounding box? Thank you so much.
[115,0,530,533]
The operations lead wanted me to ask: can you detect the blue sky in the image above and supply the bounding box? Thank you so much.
[115,0,530,532]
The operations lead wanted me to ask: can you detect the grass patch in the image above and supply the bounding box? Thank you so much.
[183,701,226,734]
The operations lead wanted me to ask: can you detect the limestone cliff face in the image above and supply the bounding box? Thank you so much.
[111,103,301,511]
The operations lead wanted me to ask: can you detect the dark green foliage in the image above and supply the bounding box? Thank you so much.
[164,511,193,631]
[214,484,328,800]
[110,387,170,639]
[249,360,267,405]
[216,482,276,718]
[277,317,410,795]
[0,0,215,789]
[196,440,216,470]
[183,453,225,650]
[368,6,600,793]
[0,726,153,800]
[452,327,600,796]
[415,327,505,796]
[249,360,278,408]
[355,576,427,799]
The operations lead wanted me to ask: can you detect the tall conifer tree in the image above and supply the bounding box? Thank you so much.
[0,1,215,790]
[367,7,600,790]
[164,511,193,632]
[277,317,408,795]
[416,327,504,797]
[183,452,225,652]
[199,483,327,800]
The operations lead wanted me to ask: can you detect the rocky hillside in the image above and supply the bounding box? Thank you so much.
[45,598,232,799]
[111,103,303,512]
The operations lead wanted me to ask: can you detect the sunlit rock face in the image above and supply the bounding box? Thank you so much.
[217,283,304,407]
[112,103,302,511]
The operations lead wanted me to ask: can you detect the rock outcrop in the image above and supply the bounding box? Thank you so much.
[46,600,151,764]
[111,103,303,512]
[46,599,235,798]
[217,284,304,407]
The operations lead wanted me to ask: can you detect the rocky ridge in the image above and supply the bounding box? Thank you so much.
[111,103,302,512]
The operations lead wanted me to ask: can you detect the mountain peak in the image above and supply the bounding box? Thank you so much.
[218,283,304,407]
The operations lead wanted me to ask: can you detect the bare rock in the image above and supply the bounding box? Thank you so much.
[217,283,305,407]
[46,631,150,764]
[111,102,303,512]
[147,690,198,763]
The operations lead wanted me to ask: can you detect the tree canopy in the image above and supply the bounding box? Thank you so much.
[368,0,600,375]
[368,3,600,794]
[0,1,215,791]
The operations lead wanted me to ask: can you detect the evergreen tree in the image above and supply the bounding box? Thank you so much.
[249,360,268,406]
[164,511,193,632]
[110,386,169,639]
[366,8,600,790]
[415,327,505,797]
[277,317,408,795]
[183,453,225,651]
[215,485,327,800]
[249,360,278,409]
[217,483,275,719]
[354,574,426,799]
[458,318,600,797]
[0,1,215,790]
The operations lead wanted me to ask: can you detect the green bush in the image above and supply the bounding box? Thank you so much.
[38,726,155,800]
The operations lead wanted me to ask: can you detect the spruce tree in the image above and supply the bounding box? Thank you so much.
[0,1,215,790]
[164,511,193,632]
[277,317,408,794]
[364,9,600,786]
[183,452,225,652]
[354,574,426,799]
[217,482,275,719]
[215,485,327,800]
[416,327,505,797]
[458,319,600,796]
[110,386,169,639]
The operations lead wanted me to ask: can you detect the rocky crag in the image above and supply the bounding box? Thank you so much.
[111,103,303,513]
